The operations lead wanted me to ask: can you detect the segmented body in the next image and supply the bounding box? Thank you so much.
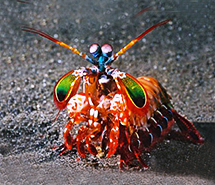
[22,19,204,169]
[55,66,203,168]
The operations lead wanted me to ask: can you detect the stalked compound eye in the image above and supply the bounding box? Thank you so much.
[101,44,113,57]
[89,43,101,58]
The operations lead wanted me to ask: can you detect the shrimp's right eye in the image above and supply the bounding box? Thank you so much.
[89,43,101,58]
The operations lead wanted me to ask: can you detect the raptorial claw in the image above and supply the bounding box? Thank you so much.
[63,120,75,150]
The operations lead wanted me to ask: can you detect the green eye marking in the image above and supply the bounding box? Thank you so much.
[121,75,146,108]
[56,73,76,102]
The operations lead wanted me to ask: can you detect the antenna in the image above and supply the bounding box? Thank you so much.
[105,19,171,65]
[22,27,97,65]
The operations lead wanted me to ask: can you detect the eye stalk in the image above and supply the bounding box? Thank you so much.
[89,43,113,72]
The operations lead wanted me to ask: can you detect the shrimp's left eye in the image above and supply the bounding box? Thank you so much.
[101,44,113,57]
